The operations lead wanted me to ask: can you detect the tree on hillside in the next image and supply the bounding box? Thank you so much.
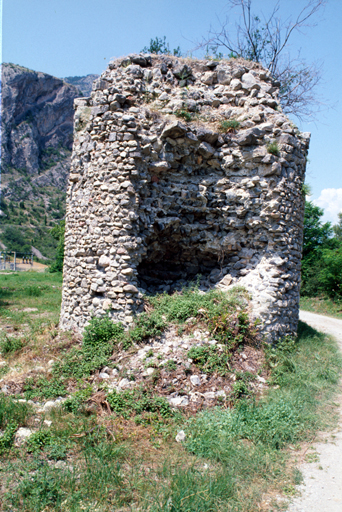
[1,226,31,253]
[199,0,325,119]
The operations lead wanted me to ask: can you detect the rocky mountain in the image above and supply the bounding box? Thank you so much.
[0,63,97,258]
[63,74,99,97]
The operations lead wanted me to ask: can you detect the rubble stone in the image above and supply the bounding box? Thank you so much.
[60,55,309,342]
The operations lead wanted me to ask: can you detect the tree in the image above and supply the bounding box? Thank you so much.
[333,212,342,240]
[199,0,325,119]
[302,201,333,261]
[319,247,342,299]
[49,221,65,273]
[301,201,340,297]
[141,36,181,56]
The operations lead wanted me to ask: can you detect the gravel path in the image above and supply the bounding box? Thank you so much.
[287,310,342,512]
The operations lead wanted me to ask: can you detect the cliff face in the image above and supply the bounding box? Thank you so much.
[0,63,96,257]
[1,63,80,192]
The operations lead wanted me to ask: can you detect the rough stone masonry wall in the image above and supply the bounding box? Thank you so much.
[60,54,310,342]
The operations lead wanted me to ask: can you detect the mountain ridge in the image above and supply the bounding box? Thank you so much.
[0,63,97,258]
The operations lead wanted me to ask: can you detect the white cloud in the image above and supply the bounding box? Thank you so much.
[313,188,342,224]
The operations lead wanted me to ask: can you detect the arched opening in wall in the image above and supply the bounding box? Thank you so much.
[137,224,231,294]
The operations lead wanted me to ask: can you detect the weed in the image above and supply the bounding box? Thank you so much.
[130,312,166,343]
[305,452,319,463]
[26,429,52,453]
[107,387,172,420]
[164,359,177,372]
[8,464,66,511]
[46,443,68,460]
[54,316,125,379]
[267,141,280,156]
[23,376,67,400]
[219,119,240,132]
[145,349,154,358]
[0,392,31,429]
[147,465,235,511]
[23,285,46,297]
[0,364,9,378]
[232,380,251,399]
[0,422,18,455]
[188,345,231,375]
[0,335,24,356]
[143,91,159,103]
[175,109,193,122]
[63,386,93,414]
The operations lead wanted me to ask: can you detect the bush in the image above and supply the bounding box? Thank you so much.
[54,316,125,379]
[83,315,125,348]
[319,247,342,299]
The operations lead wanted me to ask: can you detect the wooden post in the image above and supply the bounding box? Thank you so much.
[14,252,16,271]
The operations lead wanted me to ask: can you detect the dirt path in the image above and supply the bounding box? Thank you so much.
[287,310,342,512]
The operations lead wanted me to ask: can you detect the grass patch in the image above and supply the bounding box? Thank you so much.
[0,393,32,455]
[0,335,25,356]
[0,393,32,430]
[23,376,67,400]
[1,274,342,511]
[300,295,342,319]
[188,344,231,376]
[107,386,173,421]
[0,271,62,331]
[267,141,280,156]
[186,322,342,455]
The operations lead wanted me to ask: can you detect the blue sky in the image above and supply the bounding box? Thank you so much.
[2,0,342,224]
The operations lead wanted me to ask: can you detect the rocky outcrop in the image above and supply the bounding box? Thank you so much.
[60,55,310,341]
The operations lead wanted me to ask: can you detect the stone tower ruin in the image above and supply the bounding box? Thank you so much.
[60,55,310,341]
